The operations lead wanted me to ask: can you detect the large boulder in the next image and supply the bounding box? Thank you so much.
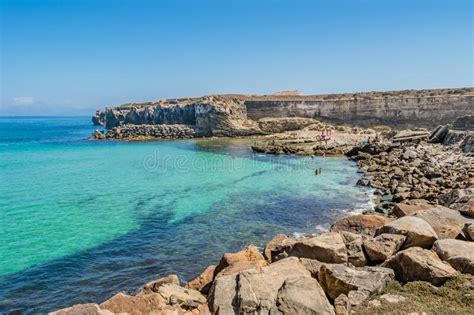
[363,234,406,263]
[382,247,458,286]
[50,304,113,315]
[274,276,335,315]
[214,245,267,277]
[236,257,311,313]
[412,205,473,239]
[331,215,392,237]
[392,200,432,218]
[432,239,474,275]
[209,257,328,314]
[289,232,348,263]
[185,265,216,294]
[99,292,166,314]
[376,216,438,249]
[318,264,394,306]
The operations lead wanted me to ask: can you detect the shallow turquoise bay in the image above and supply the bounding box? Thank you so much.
[0,117,372,313]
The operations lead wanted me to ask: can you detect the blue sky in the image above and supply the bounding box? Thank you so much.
[1,0,472,115]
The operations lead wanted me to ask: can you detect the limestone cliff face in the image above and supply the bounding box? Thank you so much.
[244,88,473,129]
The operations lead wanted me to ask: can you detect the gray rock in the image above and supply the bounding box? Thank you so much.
[461,131,474,153]
[272,276,335,315]
[236,257,311,313]
[290,232,348,263]
[379,294,406,304]
[382,247,458,286]
[432,239,474,274]
[363,234,406,263]
[318,264,394,305]
[209,257,314,314]
[208,273,238,314]
[346,238,367,267]
[463,223,474,241]
[376,216,438,249]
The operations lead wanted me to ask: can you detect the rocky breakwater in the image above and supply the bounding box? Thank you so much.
[101,124,196,140]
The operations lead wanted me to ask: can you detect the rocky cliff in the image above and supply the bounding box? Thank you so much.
[103,96,262,137]
[97,87,473,138]
[244,88,474,129]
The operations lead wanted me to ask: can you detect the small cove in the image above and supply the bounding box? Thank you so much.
[0,117,373,313]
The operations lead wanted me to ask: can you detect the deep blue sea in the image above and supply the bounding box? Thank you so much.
[0,116,372,313]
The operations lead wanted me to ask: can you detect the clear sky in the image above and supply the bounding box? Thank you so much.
[1,0,472,115]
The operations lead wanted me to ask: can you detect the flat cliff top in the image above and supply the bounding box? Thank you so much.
[111,87,473,109]
[232,87,474,101]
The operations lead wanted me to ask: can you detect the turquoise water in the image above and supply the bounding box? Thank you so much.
[0,117,372,313]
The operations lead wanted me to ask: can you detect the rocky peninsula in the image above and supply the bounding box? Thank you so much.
[56,88,474,314]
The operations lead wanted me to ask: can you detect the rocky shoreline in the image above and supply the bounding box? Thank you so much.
[53,118,474,314]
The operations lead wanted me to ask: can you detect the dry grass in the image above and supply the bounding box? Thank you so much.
[354,275,474,315]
